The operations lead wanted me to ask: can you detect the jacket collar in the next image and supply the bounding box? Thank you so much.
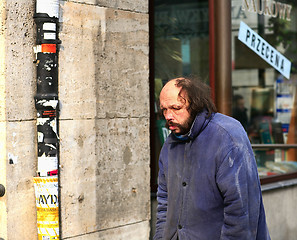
[168,110,214,143]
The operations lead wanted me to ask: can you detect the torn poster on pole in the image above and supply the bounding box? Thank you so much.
[34,0,61,239]
[36,0,59,18]
[34,176,59,240]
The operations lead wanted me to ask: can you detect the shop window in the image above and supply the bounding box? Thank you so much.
[151,0,209,192]
[231,0,297,182]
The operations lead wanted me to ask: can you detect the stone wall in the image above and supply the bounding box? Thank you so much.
[0,0,150,239]
[58,1,150,238]
[262,185,297,240]
[0,0,37,239]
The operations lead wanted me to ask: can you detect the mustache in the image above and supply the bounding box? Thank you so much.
[165,121,180,129]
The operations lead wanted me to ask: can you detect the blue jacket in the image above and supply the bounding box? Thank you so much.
[154,111,270,240]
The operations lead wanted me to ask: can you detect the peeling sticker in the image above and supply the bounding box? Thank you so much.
[43,23,56,31]
[37,117,59,139]
[33,45,42,59]
[36,99,58,109]
[50,120,58,139]
[38,132,44,143]
[44,32,56,40]
[44,59,55,71]
[38,154,58,176]
[45,143,57,150]
[8,153,18,164]
[33,176,59,239]
[36,0,59,18]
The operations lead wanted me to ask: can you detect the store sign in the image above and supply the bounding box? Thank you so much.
[238,21,291,79]
[242,0,292,21]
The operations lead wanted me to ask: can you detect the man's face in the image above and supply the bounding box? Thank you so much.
[159,81,193,135]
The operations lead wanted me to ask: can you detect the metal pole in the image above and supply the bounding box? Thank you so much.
[33,0,60,239]
[208,0,216,103]
[214,0,232,116]
[34,0,60,177]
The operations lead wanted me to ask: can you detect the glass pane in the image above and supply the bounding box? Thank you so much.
[231,0,297,179]
[152,0,209,189]
[154,0,209,80]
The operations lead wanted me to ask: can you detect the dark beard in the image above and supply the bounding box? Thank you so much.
[166,114,195,135]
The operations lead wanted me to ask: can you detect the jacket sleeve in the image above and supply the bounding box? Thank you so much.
[153,156,168,240]
[216,146,263,240]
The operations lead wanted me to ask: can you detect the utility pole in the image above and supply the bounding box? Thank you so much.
[33,0,61,239]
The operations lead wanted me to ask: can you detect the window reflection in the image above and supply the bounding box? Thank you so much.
[152,0,210,190]
[232,0,297,178]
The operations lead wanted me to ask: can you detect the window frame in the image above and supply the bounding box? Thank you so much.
[149,0,297,193]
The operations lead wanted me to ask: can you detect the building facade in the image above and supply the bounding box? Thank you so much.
[0,0,150,239]
[1,0,297,239]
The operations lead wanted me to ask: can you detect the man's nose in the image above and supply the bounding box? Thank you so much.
[164,109,173,121]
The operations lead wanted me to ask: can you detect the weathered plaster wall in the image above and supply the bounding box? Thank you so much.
[58,1,150,239]
[0,0,37,239]
[0,0,150,239]
[67,0,148,13]
[262,185,297,240]
[0,0,7,236]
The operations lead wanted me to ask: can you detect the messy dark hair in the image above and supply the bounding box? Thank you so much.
[174,76,217,118]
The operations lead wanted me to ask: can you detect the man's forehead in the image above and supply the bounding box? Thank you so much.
[160,82,187,107]
[160,83,178,101]
[161,80,179,96]
[162,79,177,90]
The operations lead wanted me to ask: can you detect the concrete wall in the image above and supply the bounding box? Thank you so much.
[0,0,150,239]
[262,185,297,240]
[0,0,37,239]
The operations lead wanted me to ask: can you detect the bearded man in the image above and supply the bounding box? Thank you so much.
[154,77,270,240]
